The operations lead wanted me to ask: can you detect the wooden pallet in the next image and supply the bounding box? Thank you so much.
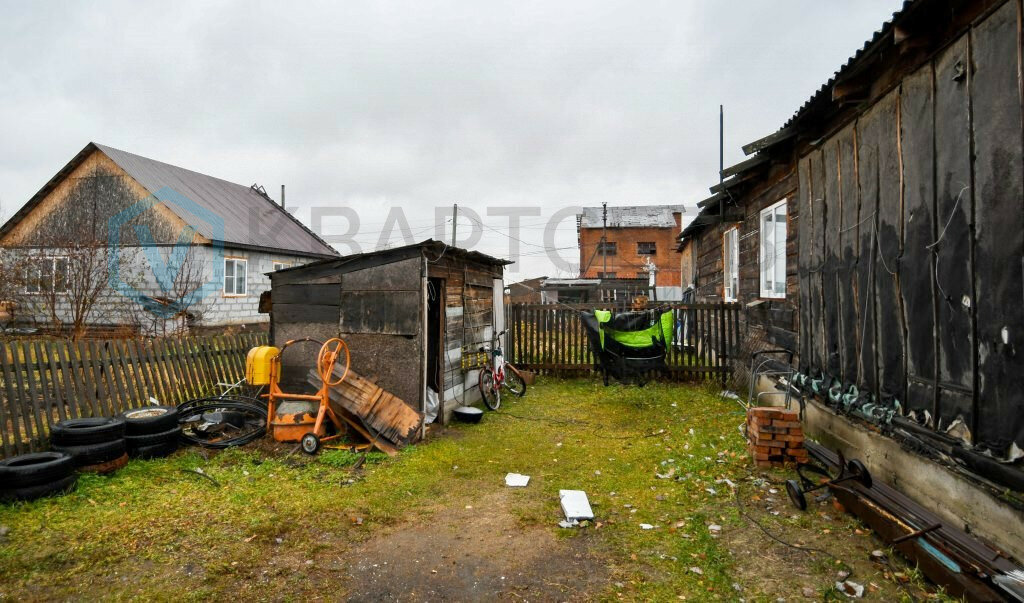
[306,366,421,455]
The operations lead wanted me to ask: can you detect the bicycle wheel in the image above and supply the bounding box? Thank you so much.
[479,368,500,410]
[502,365,527,397]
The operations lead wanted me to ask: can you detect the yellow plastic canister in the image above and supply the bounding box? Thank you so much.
[245,346,280,385]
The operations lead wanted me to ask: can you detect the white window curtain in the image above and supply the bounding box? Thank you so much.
[760,200,787,298]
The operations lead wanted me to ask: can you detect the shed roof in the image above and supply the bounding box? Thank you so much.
[0,142,339,259]
[272,239,512,277]
[578,205,686,229]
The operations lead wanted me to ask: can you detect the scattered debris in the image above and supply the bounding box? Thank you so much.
[559,489,594,521]
[869,549,888,564]
[688,566,704,575]
[639,523,654,530]
[504,473,530,487]
[801,586,816,598]
[558,519,580,529]
[179,468,219,487]
[835,580,864,598]
[707,524,722,536]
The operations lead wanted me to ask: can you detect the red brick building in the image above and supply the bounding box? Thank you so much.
[577,205,688,299]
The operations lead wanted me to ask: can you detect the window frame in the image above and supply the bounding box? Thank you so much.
[272,260,292,272]
[636,241,657,255]
[223,257,248,297]
[24,256,70,295]
[759,199,787,299]
[597,241,617,256]
[722,227,739,302]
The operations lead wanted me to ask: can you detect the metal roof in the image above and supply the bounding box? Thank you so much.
[93,144,338,257]
[578,204,687,229]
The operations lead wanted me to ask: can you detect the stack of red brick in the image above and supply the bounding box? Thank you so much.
[746,407,808,467]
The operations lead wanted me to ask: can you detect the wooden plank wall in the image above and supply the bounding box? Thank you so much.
[797,0,1024,456]
[427,256,501,409]
[0,332,264,458]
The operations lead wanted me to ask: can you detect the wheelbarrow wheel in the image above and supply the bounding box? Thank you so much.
[300,433,321,455]
[785,479,807,511]
[847,459,872,488]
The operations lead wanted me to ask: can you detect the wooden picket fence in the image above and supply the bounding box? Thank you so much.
[505,302,741,381]
[0,332,265,458]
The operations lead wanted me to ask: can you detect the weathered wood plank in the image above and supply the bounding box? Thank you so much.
[970,1,1024,452]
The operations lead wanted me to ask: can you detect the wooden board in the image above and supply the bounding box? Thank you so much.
[969,1,1024,451]
[900,62,938,420]
[872,90,905,400]
[797,155,813,373]
[308,366,422,452]
[933,35,974,428]
[273,283,341,305]
[837,123,861,385]
[338,290,420,335]
[822,140,843,379]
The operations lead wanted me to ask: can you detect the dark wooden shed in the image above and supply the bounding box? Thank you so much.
[267,240,511,426]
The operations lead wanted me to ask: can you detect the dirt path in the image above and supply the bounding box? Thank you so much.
[343,491,609,602]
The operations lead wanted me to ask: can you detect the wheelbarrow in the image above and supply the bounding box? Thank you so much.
[784,450,872,511]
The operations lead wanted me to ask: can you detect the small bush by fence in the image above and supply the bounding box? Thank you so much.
[505,302,741,381]
[0,332,265,457]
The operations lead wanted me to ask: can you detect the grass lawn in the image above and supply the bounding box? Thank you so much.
[0,379,948,601]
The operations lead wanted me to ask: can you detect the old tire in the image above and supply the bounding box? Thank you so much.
[0,472,78,503]
[0,452,75,488]
[50,417,125,446]
[52,439,127,467]
[130,439,180,460]
[119,406,179,436]
[125,426,182,449]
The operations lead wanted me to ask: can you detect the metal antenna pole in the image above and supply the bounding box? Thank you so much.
[451,203,458,246]
[719,104,724,184]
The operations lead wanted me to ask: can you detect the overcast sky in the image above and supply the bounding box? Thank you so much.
[0,1,901,278]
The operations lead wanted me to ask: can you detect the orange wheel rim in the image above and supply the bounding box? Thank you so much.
[318,338,350,386]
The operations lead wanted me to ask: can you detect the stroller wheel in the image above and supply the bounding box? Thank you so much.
[300,432,321,455]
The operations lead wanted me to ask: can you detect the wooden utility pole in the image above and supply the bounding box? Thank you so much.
[451,203,458,246]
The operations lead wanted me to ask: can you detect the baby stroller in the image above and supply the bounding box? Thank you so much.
[581,306,674,386]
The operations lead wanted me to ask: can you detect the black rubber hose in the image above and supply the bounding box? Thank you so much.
[177,398,268,449]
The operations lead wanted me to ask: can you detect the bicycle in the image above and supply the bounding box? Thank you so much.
[478,329,527,410]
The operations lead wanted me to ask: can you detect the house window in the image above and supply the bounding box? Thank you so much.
[25,257,69,294]
[637,242,656,255]
[759,200,787,298]
[597,241,617,255]
[224,258,247,296]
[723,228,739,301]
[597,271,616,278]
[600,288,617,302]
[272,261,291,271]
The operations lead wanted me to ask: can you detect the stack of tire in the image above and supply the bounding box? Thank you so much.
[0,452,77,502]
[119,406,181,459]
[51,417,128,474]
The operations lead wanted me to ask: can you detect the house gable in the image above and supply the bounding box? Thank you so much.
[0,148,205,248]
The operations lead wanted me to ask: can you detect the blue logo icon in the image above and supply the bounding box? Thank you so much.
[107,187,225,317]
